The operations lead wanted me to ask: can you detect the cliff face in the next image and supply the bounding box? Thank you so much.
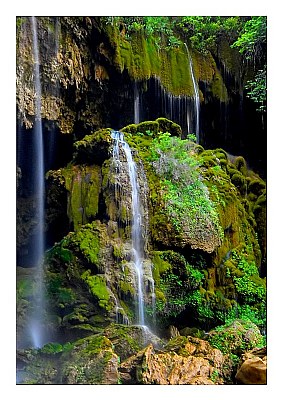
[16,18,266,377]
[16,118,266,348]
[16,17,265,169]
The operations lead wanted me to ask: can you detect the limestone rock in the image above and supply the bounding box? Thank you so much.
[120,336,232,385]
[235,347,267,384]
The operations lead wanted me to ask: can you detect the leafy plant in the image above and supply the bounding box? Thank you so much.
[245,67,266,112]
[147,133,223,242]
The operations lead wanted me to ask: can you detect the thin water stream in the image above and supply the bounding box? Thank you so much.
[29,16,45,348]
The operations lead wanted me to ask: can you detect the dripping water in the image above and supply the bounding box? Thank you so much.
[184,43,200,143]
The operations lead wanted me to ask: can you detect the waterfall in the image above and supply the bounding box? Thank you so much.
[111,131,155,326]
[134,82,140,124]
[184,43,200,143]
[29,16,45,348]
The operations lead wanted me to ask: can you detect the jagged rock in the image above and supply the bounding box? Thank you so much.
[120,336,232,384]
[235,347,267,384]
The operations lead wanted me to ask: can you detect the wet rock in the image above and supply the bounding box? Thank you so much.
[235,347,267,384]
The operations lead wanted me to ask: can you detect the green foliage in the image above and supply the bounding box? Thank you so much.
[122,16,182,49]
[40,342,74,355]
[47,245,73,264]
[231,17,266,112]
[245,66,266,112]
[229,249,266,304]
[187,133,197,142]
[231,17,266,59]
[152,250,204,319]
[148,133,223,243]
[207,319,264,357]
[175,16,244,53]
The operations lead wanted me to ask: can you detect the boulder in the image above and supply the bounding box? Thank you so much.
[235,347,267,384]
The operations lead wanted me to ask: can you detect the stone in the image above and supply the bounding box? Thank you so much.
[235,347,267,384]
[120,336,232,385]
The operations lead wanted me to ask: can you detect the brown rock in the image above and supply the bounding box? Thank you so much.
[235,347,267,384]
[120,341,228,385]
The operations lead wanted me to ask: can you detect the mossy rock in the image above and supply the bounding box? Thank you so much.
[64,221,106,268]
[73,128,113,165]
[155,117,182,137]
[230,172,246,193]
[60,334,119,384]
[201,155,219,168]
[120,123,138,134]
[248,179,266,197]
[234,156,248,176]
[194,144,204,154]
[136,120,159,136]
[59,164,102,231]
[103,324,146,361]
[207,319,264,357]
[17,334,119,384]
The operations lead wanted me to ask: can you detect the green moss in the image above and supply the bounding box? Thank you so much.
[73,128,112,165]
[156,118,182,137]
[248,179,266,197]
[230,172,246,193]
[234,156,248,176]
[120,123,138,134]
[81,271,112,311]
[61,165,102,230]
[207,319,264,356]
[136,121,159,136]
[46,272,76,307]
[105,26,200,96]
[74,226,100,265]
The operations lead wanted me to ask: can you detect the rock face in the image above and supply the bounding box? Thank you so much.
[120,336,232,385]
[235,347,267,384]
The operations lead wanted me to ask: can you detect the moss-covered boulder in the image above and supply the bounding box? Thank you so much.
[17,334,119,384]
[207,319,265,358]
[61,334,119,384]
[73,128,113,165]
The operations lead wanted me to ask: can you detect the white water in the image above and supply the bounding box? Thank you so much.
[184,43,200,143]
[111,131,145,325]
[30,16,45,348]
[134,82,140,124]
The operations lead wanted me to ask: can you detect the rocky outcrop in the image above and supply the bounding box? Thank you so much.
[235,347,267,384]
[120,336,233,384]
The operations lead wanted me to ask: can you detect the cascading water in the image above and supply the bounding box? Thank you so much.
[184,43,200,143]
[29,16,45,348]
[111,130,155,326]
[134,82,140,124]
